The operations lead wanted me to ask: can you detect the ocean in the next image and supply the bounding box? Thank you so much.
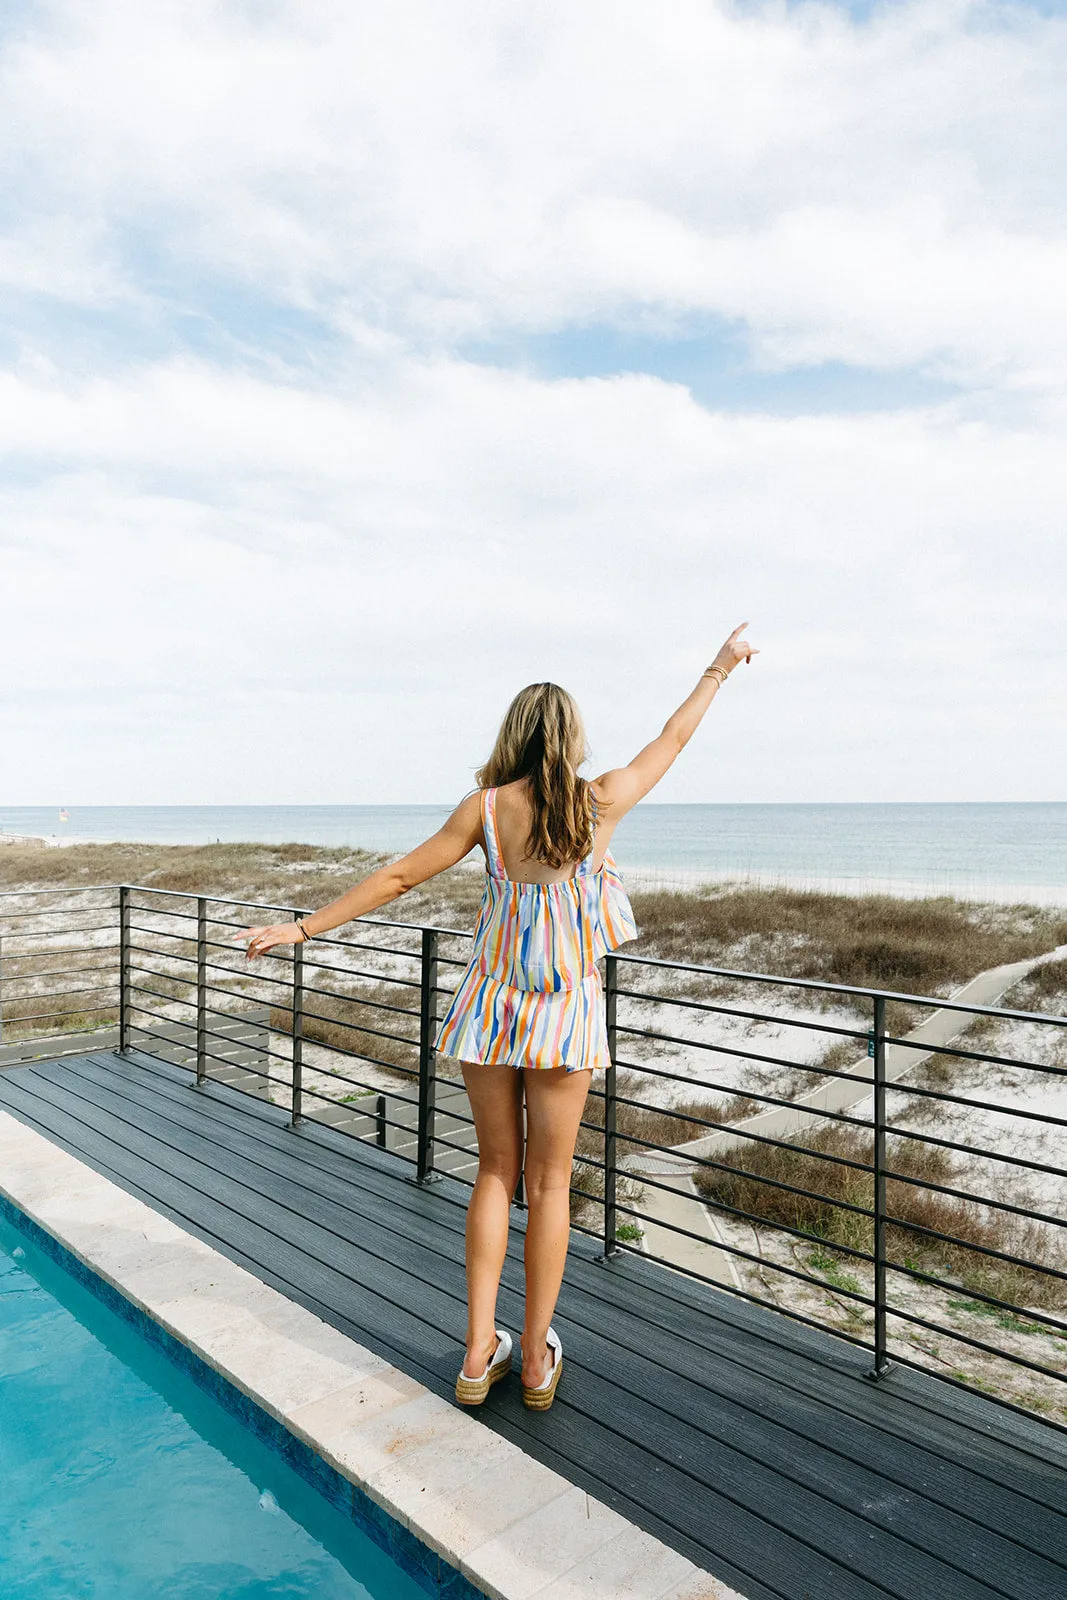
[1,802,1064,904]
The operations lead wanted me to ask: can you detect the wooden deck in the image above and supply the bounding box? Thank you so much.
[2,1047,1065,1600]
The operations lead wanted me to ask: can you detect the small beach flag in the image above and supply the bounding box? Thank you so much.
[58,809,69,823]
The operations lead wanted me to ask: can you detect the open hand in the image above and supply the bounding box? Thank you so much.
[711,622,759,675]
[234,922,303,959]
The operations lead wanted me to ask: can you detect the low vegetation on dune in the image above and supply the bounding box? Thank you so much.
[569,1069,762,1223]
[5,841,1065,1074]
[692,1124,1065,1312]
[268,982,423,1079]
[0,838,389,908]
[627,884,1067,998]
[3,840,1064,995]
[0,838,489,934]
[684,950,1067,1414]
[1004,954,1067,1011]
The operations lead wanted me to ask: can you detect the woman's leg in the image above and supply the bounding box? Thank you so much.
[520,1067,592,1386]
[460,1061,525,1378]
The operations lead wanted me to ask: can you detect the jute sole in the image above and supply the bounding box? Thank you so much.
[455,1351,512,1406]
[522,1358,563,1411]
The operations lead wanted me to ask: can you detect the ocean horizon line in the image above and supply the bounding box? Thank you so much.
[2,799,1064,909]
[3,799,1063,809]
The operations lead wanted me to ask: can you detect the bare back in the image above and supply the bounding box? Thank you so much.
[486,777,622,884]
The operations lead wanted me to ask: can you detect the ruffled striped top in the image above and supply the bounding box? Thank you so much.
[434,785,638,1072]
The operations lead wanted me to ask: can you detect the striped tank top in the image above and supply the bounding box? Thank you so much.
[434,785,638,1073]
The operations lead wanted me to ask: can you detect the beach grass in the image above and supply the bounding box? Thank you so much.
[1008,954,1067,1006]
[692,1123,1065,1311]
[627,883,1067,998]
[267,982,422,1079]
[2,839,1064,998]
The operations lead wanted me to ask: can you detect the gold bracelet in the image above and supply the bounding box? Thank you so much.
[297,918,312,942]
[703,665,729,686]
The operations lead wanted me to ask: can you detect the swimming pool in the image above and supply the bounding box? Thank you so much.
[0,1207,456,1599]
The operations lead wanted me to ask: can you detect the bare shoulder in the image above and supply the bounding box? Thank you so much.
[589,768,634,814]
[585,772,631,837]
[446,788,484,835]
[389,788,485,890]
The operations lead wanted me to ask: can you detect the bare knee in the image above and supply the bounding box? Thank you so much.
[522,1158,573,1208]
[477,1152,522,1199]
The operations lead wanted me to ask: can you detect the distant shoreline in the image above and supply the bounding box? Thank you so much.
[0,832,85,850]
[2,830,1064,909]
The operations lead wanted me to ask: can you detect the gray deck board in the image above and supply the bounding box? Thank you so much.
[28,1053,1067,1562]
[1,1048,1065,1600]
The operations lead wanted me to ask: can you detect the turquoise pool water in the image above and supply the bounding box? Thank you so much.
[0,1213,429,1599]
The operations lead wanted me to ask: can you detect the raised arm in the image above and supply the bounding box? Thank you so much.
[594,623,758,817]
[235,790,484,958]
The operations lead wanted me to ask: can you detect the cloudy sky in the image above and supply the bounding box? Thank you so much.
[2,0,1065,806]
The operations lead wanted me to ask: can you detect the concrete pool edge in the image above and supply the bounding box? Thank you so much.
[0,1110,737,1600]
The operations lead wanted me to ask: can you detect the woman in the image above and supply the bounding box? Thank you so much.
[236,622,758,1411]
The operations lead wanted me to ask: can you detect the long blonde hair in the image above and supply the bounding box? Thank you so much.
[476,683,598,869]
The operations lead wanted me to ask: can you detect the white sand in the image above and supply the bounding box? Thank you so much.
[622,864,1067,909]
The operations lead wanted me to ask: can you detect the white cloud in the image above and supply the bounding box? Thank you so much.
[1,354,1063,802]
[4,2,1066,377]
[0,1,1065,804]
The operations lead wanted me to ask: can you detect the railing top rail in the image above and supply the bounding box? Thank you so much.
[2,880,1063,1025]
[0,884,118,899]
[116,883,473,940]
[614,949,1067,1027]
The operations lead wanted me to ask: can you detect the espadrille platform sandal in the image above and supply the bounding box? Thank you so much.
[455,1329,512,1406]
[521,1327,563,1411]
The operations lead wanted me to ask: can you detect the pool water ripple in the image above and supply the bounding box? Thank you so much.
[0,1219,426,1600]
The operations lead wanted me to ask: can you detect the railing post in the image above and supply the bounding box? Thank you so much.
[118,885,130,1053]
[291,911,304,1127]
[416,928,439,1183]
[601,953,619,1259]
[867,993,892,1380]
[196,897,207,1086]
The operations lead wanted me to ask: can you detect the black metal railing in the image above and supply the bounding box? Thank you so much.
[0,885,120,1049]
[1,881,1064,1429]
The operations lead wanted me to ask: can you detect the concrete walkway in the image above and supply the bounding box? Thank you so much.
[625,945,1067,1288]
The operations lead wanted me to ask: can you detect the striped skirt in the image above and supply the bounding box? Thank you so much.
[435,963,610,1074]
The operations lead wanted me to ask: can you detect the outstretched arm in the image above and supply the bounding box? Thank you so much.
[235,790,484,958]
[594,623,758,817]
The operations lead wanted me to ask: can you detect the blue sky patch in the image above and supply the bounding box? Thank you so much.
[1,279,338,378]
[457,323,960,416]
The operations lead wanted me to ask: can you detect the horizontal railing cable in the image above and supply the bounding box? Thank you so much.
[615,984,872,1040]
[884,1079,1067,1125]
[612,1050,875,1101]
[878,1120,1067,1179]
[614,949,1067,1025]
[881,1033,1067,1078]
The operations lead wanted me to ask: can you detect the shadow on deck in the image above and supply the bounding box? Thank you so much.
[1,1047,1065,1600]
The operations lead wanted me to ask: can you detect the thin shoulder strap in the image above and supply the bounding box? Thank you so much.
[481,787,506,878]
